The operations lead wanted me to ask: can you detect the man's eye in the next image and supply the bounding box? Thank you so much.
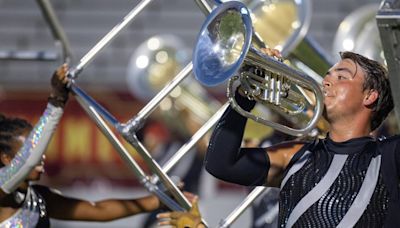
[338,75,346,80]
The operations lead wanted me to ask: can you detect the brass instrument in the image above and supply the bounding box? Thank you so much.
[126,34,220,131]
[193,1,324,136]
[215,0,334,77]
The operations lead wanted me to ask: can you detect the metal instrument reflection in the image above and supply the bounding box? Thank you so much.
[193,1,324,136]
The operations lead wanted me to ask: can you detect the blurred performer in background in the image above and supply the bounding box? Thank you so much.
[0,65,188,227]
[205,49,400,227]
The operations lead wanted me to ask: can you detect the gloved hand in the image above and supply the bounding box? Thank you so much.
[157,196,205,228]
[48,64,69,108]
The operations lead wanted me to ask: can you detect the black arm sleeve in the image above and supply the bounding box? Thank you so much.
[204,91,270,186]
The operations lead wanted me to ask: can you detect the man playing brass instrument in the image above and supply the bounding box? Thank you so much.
[158,48,398,227]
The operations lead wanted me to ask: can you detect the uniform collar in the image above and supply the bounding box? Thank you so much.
[323,133,375,154]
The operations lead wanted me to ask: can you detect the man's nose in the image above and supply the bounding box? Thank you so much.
[322,77,331,88]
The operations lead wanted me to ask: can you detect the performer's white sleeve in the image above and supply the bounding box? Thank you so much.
[0,103,63,193]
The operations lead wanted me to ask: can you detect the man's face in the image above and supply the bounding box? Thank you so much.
[322,58,368,121]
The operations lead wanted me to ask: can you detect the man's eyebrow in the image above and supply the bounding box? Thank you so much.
[334,67,354,76]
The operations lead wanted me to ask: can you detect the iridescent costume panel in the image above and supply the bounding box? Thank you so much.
[0,104,63,193]
[0,186,48,228]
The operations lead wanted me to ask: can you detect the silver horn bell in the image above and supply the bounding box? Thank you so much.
[192,1,324,137]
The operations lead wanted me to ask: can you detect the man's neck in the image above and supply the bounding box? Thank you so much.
[328,120,372,142]
[326,108,373,142]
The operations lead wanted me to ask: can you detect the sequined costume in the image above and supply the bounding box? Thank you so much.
[278,136,395,228]
[205,92,400,228]
[0,185,50,228]
[0,104,63,193]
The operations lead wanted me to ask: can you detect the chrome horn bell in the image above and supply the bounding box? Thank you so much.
[192,1,324,137]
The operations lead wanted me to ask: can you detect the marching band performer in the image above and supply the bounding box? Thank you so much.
[204,49,399,227]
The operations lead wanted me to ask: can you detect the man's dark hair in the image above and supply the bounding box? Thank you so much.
[340,51,394,131]
[0,114,32,166]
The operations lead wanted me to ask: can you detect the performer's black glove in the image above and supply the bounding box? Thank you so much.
[48,64,69,108]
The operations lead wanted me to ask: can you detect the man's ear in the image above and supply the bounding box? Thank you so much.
[364,90,379,106]
[0,153,12,166]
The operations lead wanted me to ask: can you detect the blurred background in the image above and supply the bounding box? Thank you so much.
[0,0,395,227]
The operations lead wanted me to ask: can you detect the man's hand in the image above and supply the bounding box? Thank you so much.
[237,47,283,97]
[260,47,282,59]
[48,64,70,108]
[157,196,206,228]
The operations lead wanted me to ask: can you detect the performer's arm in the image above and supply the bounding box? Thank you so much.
[37,185,195,221]
[0,65,69,195]
[36,186,159,221]
[204,90,269,186]
[205,90,304,186]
